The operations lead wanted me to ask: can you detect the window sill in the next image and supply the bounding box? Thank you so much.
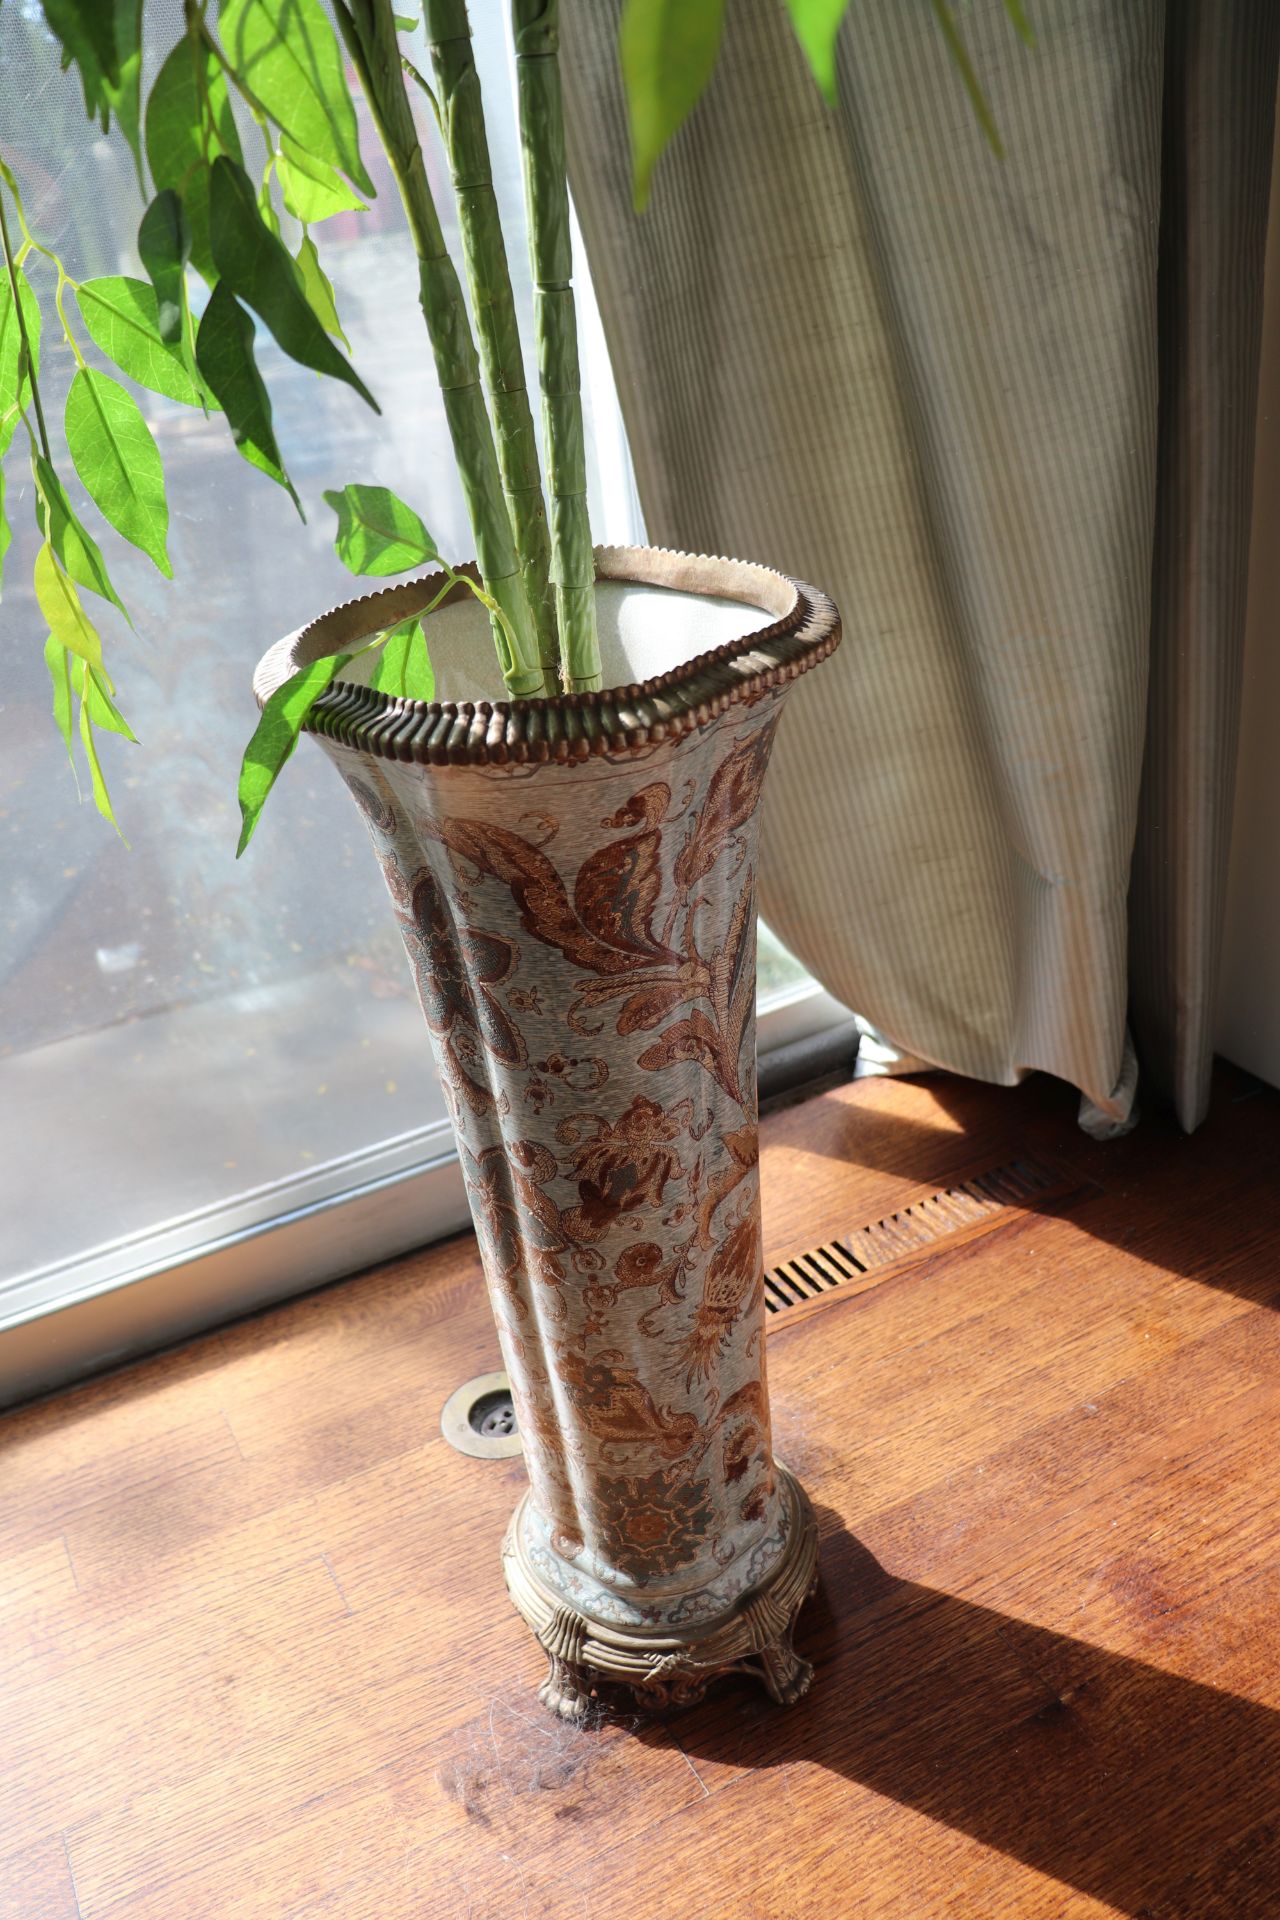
[0,983,850,1409]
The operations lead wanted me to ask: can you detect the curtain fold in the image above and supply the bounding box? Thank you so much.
[1129,3,1280,1127]
[561,0,1278,1131]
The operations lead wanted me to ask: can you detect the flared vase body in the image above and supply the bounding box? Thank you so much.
[255,547,839,1714]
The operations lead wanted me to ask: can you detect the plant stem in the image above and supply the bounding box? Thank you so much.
[400,54,442,122]
[340,0,550,697]
[0,169,51,463]
[426,0,559,687]
[511,0,600,692]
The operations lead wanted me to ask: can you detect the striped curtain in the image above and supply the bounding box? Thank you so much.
[561,0,1278,1132]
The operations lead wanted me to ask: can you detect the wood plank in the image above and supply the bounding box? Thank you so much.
[0,1837,80,1920]
[0,1535,77,1618]
[68,1696,700,1920]
[4,1063,1280,1918]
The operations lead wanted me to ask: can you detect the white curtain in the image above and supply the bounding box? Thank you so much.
[561,0,1278,1132]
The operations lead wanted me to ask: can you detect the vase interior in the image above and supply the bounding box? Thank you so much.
[333,577,780,705]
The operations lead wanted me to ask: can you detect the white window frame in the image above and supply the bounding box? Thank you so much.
[0,981,846,1407]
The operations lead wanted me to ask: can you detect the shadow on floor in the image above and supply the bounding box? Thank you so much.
[671,1508,1280,1918]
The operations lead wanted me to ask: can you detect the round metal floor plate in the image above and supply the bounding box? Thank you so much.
[440,1369,523,1459]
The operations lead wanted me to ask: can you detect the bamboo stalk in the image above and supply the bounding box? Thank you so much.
[511,0,601,693]
[426,0,560,688]
[340,0,550,697]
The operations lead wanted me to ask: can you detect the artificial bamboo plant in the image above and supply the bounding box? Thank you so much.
[0,0,1029,845]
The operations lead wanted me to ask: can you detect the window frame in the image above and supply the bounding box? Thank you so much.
[0,982,848,1407]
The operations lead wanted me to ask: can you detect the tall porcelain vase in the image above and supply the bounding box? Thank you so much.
[255,546,840,1719]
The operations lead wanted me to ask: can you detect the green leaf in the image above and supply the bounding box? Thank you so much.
[34,542,104,671]
[84,662,138,741]
[323,483,439,576]
[79,664,127,839]
[0,265,42,459]
[65,366,171,577]
[394,13,419,29]
[102,0,144,184]
[276,136,367,224]
[138,191,190,344]
[782,0,849,105]
[209,157,378,411]
[220,0,375,197]
[41,0,119,110]
[145,38,244,282]
[237,650,352,855]
[370,617,434,699]
[295,235,349,351]
[75,276,213,408]
[619,0,726,212]
[65,0,120,82]
[33,454,129,618]
[927,0,1003,156]
[43,636,78,776]
[195,280,300,510]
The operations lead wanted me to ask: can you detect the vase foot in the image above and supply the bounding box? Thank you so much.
[752,1636,815,1708]
[538,1653,597,1724]
[504,1464,820,1721]
[534,1605,597,1723]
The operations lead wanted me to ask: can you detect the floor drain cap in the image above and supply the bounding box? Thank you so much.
[441,1370,522,1459]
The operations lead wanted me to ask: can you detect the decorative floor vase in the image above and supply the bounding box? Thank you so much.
[255,546,840,1719]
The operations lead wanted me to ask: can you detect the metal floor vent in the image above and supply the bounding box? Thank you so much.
[441,1370,522,1459]
[764,1153,1075,1317]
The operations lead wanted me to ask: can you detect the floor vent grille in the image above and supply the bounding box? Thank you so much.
[764,1153,1077,1317]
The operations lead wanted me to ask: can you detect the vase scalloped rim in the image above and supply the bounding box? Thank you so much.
[253,545,841,769]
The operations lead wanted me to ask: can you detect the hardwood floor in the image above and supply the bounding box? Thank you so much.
[5,1063,1280,1918]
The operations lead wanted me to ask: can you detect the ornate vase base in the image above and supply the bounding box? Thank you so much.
[502,1463,821,1722]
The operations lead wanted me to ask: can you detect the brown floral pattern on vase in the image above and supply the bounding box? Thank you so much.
[556,1093,693,1243]
[321,684,794,1627]
[591,1465,719,1584]
[376,855,526,1119]
[553,1345,700,1462]
[260,547,839,1709]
